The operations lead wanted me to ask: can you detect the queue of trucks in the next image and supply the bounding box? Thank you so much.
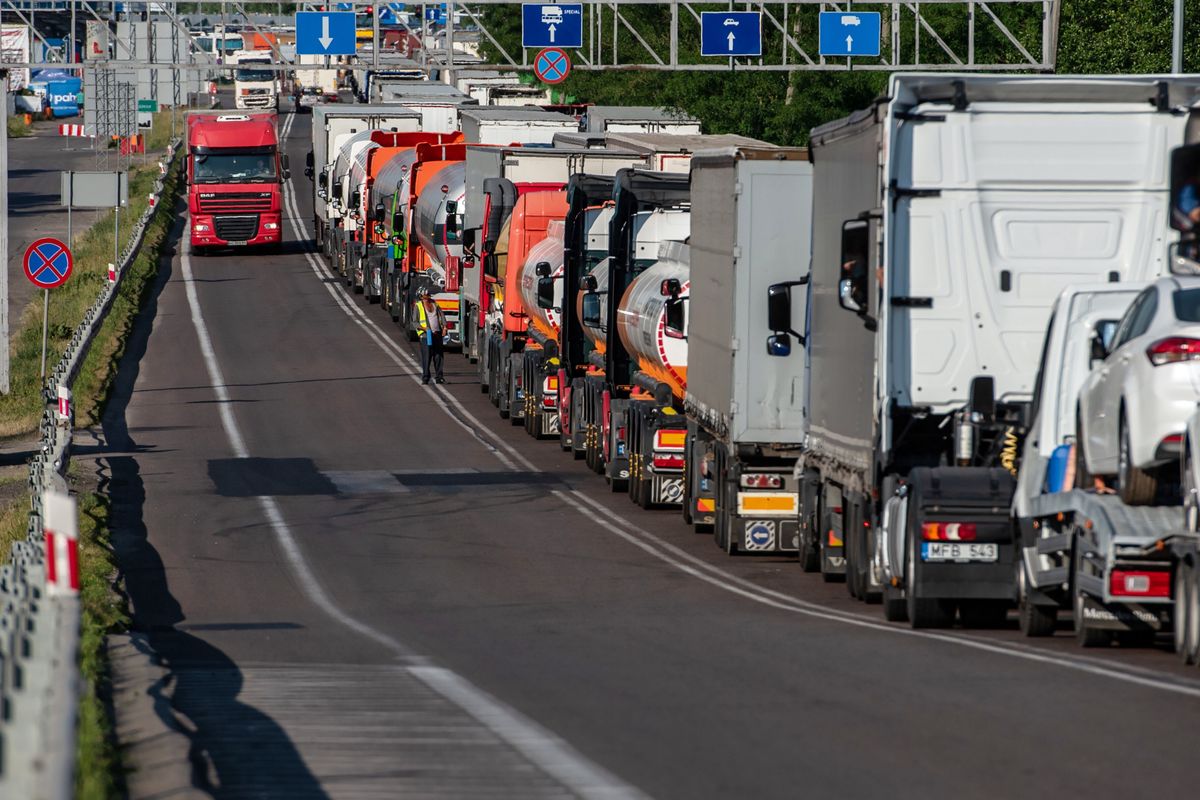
[184,71,1200,660]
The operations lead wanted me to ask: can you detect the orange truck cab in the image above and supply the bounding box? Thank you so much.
[482,189,568,422]
[186,111,287,254]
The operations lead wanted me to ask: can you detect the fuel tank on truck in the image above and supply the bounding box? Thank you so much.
[414,161,467,280]
[617,241,690,396]
[518,220,565,338]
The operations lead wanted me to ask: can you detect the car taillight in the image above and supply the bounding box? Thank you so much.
[922,522,977,541]
[652,454,685,470]
[1146,336,1200,365]
[1109,569,1170,597]
[653,429,686,452]
[740,473,783,489]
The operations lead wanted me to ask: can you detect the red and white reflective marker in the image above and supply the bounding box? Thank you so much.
[43,490,79,596]
[58,123,91,138]
[148,193,157,208]
[107,263,117,283]
[56,385,71,421]
[158,161,167,175]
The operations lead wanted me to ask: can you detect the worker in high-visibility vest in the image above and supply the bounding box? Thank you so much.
[414,288,447,385]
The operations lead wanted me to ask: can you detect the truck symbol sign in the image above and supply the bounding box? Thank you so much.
[842,15,861,26]
[541,6,563,24]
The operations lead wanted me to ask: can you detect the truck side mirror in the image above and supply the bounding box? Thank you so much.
[535,261,552,278]
[350,190,360,209]
[536,276,555,309]
[660,278,681,298]
[280,154,290,180]
[304,151,314,179]
[838,219,870,314]
[484,252,499,279]
[766,279,808,356]
[332,183,343,202]
[374,202,386,222]
[318,170,328,189]
[581,293,602,327]
[393,211,404,232]
[581,274,598,292]
[445,200,457,214]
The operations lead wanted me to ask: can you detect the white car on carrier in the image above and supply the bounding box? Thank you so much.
[1077,275,1200,503]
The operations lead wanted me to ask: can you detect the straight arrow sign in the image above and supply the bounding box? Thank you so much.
[549,22,557,43]
[727,31,736,51]
[320,15,333,50]
[846,34,853,52]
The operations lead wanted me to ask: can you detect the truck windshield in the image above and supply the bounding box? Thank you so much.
[235,67,273,82]
[193,151,277,183]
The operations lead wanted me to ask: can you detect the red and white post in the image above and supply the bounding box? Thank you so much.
[43,490,80,596]
[56,384,71,422]
[107,262,117,283]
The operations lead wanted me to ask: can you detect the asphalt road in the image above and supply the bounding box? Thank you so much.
[96,109,1200,799]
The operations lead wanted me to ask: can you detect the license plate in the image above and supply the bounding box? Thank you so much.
[921,542,998,562]
[227,240,248,246]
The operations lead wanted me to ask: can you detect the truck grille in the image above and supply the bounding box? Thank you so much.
[214,214,259,242]
[198,192,273,213]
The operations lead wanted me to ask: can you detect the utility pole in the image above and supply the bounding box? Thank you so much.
[1174,0,1184,74]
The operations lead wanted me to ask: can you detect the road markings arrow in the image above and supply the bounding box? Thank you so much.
[548,23,557,43]
[727,31,736,51]
[845,34,853,52]
[319,15,334,50]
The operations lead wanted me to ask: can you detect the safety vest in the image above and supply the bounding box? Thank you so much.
[415,300,442,344]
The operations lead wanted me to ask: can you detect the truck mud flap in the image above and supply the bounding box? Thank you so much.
[1078,593,1167,632]
[650,475,684,506]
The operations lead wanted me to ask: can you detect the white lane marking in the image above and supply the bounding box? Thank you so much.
[411,666,643,800]
[278,141,1200,700]
[186,113,643,800]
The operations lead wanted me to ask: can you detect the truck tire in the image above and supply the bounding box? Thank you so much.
[906,542,954,628]
[1118,413,1158,505]
[820,504,842,583]
[798,475,820,572]
[1017,558,1057,637]
[1185,562,1200,666]
[1176,563,1200,665]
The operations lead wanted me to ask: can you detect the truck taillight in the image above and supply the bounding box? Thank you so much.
[922,522,977,541]
[740,473,782,489]
[1109,569,1170,598]
[652,454,685,470]
[1146,337,1200,366]
[653,429,686,452]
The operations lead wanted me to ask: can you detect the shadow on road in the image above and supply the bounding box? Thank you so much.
[97,205,327,799]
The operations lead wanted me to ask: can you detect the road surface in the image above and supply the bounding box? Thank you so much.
[95,109,1200,799]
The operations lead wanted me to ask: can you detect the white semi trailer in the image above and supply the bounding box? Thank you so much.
[777,74,1200,627]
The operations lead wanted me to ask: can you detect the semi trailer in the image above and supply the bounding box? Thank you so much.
[306,105,421,251]
[782,73,1200,627]
[684,147,813,551]
[458,107,578,147]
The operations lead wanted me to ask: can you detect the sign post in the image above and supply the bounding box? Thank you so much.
[23,238,74,380]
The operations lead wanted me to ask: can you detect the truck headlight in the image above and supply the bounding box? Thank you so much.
[263,222,279,231]
[194,223,210,232]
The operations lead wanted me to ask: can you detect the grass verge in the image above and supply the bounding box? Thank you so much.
[0,158,173,436]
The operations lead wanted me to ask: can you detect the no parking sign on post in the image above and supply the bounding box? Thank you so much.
[23,237,75,380]
[534,47,571,85]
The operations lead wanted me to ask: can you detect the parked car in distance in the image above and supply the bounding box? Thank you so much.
[1078,275,1200,504]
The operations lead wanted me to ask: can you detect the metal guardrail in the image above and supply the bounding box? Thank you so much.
[0,138,181,799]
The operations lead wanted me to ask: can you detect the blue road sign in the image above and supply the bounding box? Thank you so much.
[818,11,881,57]
[522,3,583,49]
[295,11,356,56]
[700,12,762,57]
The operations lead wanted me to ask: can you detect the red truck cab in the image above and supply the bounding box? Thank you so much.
[186,112,287,253]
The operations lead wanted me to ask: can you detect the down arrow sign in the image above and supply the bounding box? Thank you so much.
[319,15,334,50]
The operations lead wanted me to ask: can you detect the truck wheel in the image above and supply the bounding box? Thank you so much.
[1017,559,1057,637]
[1117,413,1158,505]
[882,583,908,622]
[906,543,954,628]
[819,505,842,583]
[958,600,1008,629]
[1185,562,1200,666]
